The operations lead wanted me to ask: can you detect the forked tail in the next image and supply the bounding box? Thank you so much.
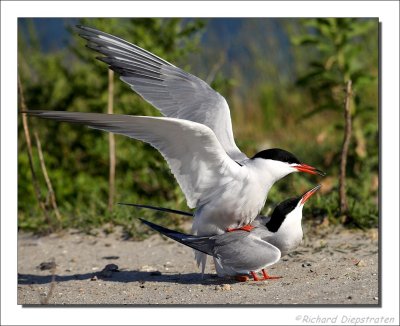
[139,218,216,258]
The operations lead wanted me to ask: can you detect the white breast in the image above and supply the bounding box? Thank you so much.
[192,161,275,235]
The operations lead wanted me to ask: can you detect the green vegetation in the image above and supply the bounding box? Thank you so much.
[291,18,378,228]
[18,18,378,236]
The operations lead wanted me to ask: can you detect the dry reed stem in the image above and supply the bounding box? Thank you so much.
[18,75,49,221]
[34,131,62,223]
[107,69,116,211]
[339,80,353,215]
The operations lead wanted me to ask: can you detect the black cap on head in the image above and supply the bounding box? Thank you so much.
[252,148,301,164]
[265,196,301,232]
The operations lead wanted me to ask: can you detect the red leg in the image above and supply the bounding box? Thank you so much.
[250,271,260,281]
[226,224,255,232]
[261,269,282,280]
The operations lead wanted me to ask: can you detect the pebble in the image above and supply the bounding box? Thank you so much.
[355,260,366,267]
[214,284,232,291]
[150,271,162,276]
[37,261,56,271]
[373,297,378,301]
[102,255,120,260]
[98,264,119,278]
[90,275,98,281]
[139,265,157,272]
[302,262,312,267]
[103,264,119,272]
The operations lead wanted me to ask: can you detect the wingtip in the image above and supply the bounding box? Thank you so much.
[96,56,110,64]
[79,34,93,41]
[75,25,87,33]
[76,25,102,39]
[20,110,42,115]
[76,25,91,31]
[138,218,154,228]
[138,218,152,230]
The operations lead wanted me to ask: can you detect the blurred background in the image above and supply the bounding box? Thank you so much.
[18,18,379,237]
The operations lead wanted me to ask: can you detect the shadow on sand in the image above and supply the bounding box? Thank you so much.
[18,270,239,286]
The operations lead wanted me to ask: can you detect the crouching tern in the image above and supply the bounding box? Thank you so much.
[137,185,321,280]
[24,25,325,273]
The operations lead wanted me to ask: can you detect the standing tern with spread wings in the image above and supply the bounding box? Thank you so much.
[24,25,325,272]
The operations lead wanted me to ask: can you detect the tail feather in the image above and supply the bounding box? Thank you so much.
[139,219,216,257]
[195,251,207,277]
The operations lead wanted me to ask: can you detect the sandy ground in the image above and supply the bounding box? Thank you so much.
[18,224,379,305]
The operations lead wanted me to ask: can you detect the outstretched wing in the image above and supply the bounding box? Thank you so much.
[25,111,242,209]
[77,25,247,162]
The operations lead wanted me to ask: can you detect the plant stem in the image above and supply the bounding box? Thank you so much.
[107,69,116,211]
[339,80,352,215]
[34,131,62,224]
[18,76,49,222]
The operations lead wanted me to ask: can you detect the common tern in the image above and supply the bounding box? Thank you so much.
[24,25,325,272]
[139,185,321,280]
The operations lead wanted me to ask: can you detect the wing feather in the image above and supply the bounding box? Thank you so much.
[214,233,281,271]
[77,25,247,162]
[25,110,242,208]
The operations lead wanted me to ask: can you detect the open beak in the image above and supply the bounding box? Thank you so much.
[300,184,321,204]
[295,164,326,176]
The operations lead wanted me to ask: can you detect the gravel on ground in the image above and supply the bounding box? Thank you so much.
[17,224,379,305]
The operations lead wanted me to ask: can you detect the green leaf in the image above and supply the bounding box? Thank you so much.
[297,104,337,121]
[292,35,319,46]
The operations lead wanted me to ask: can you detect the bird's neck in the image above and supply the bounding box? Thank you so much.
[266,208,304,254]
[245,158,290,186]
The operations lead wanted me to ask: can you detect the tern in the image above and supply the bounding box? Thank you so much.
[24,25,325,272]
[139,185,321,281]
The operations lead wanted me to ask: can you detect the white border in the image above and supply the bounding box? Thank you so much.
[1,1,399,325]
